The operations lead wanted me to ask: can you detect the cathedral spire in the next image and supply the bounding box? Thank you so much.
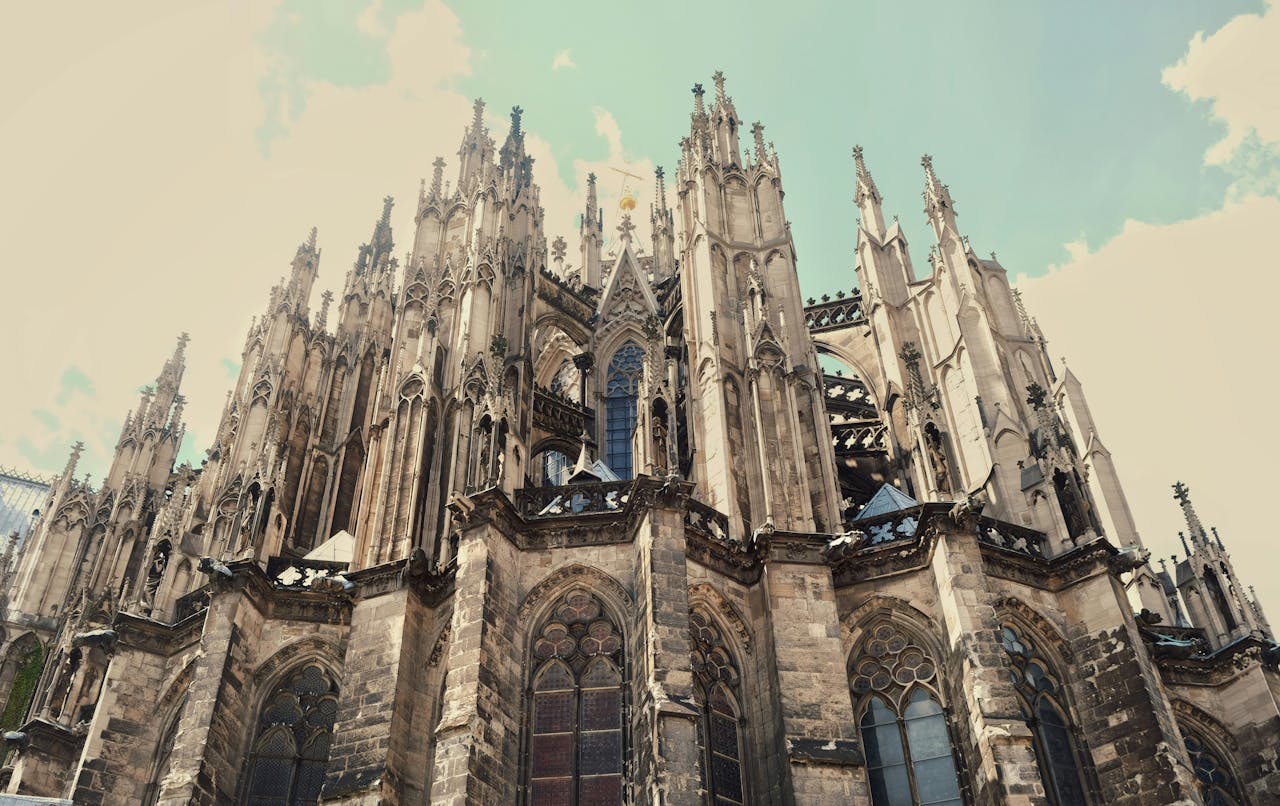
[429,157,445,200]
[367,196,395,272]
[1172,482,1209,545]
[922,153,958,236]
[852,145,885,238]
[581,172,602,288]
[456,98,494,191]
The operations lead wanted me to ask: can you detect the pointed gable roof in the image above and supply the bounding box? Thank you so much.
[596,237,658,323]
[853,484,919,521]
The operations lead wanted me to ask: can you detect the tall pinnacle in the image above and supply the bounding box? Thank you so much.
[471,98,485,133]
[712,70,727,104]
[691,83,706,117]
[1172,482,1209,544]
[852,146,881,205]
[430,156,446,199]
[653,166,668,213]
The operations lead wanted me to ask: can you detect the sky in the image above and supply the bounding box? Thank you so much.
[1,1,1277,608]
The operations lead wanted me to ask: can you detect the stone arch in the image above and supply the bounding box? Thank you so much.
[687,583,753,657]
[251,635,345,688]
[1171,699,1238,753]
[992,595,1074,665]
[517,563,633,628]
[842,594,946,667]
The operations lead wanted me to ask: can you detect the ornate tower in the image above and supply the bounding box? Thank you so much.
[675,72,841,534]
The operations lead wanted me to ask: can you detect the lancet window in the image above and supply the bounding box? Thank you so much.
[604,341,643,480]
[242,664,339,806]
[999,625,1090,805]
[689,607,747,805]
[1179,727,1244,806]
[849,623,964,806]
[526,589,625,805]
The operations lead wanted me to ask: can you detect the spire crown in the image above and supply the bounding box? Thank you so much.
[1172,481,1209,544]
[852,145,881,205]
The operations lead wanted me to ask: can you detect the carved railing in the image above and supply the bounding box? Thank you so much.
[822,374,878,420]
[685,498,732,542]
[515,480,634,518]
[533,384,595,443]
[975,517,1048,559]
[265,556,350,588]
[174,585,211,621]
[804,289,865,333]
[831,422,888,455]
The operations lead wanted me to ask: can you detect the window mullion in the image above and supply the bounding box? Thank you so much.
[897,712,922,805]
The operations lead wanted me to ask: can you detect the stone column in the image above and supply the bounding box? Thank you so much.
[1058,567,1201,804]
[322,564,444,806]
[930,528,1046,806]
[428,497,520,805]
[631,491,701,806]
[761,533,866,804]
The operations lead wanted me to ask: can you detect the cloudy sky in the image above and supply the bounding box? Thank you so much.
[1,1,1277,606]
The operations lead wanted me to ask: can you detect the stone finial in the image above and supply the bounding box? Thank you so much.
[510,105,523,138]
[380,195,395,226]
[712,70,727,103]
[551,235,567,264]
[852,145,880,204]
[691,83,706,117]
[471,97,485,130]
[430,156,446,198]
[616,215,636,243]
[751,122,766,162]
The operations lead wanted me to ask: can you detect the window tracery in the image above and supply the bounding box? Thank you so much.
[1180,728,1243,806]
[999,625,1089,805]
[243,664,339,806]
[526,589,625,805]
[849,623,963,806]
[689,607,746,805]
[605,341,643,480]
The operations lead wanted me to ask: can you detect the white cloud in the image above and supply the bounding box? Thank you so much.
[0,0,656,484]
[551,49,576,71]
[1163,0,1280,165]
[357,0,387,37]
[1016,193,1280,615]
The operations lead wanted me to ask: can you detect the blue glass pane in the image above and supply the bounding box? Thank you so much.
[866,759,912,806]
[913,755,963,804]
[862,720,906,769]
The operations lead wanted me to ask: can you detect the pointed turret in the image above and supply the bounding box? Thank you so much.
[1172,481,1209,545]
[456,98,495,193]
[853,146,886,239]
[650,166,675,283]
[922,154,958,238]
[581,172,602,288]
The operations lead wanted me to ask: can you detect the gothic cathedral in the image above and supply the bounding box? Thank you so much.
[0,74,1275,805]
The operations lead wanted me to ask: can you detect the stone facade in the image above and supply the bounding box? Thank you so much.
[0,73,1275,805]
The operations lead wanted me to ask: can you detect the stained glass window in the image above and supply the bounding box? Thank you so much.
[1181,729,1243,806]
[690,607,747,804]
[243,664,339,806]
[526,589,624,806]
[1000,625,1089,805]
[850,624,963,806]
[605,341,643,480]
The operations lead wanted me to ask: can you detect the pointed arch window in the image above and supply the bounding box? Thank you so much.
[690,607,747,804]
[526,589,625,805]
[1000,625,1090,805]
[1180,728,1244,806]
[850,624,964,806]
[243,664,339,806]
[605,341,643,480]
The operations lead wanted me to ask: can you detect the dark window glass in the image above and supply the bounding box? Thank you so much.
[525,590,624,806]
[1001,624,1090,805]
[243,664,339,806]
[691,607,747,805]
[851,624,964,806]
[605,341,643,479]
[1182,731,1243,806]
